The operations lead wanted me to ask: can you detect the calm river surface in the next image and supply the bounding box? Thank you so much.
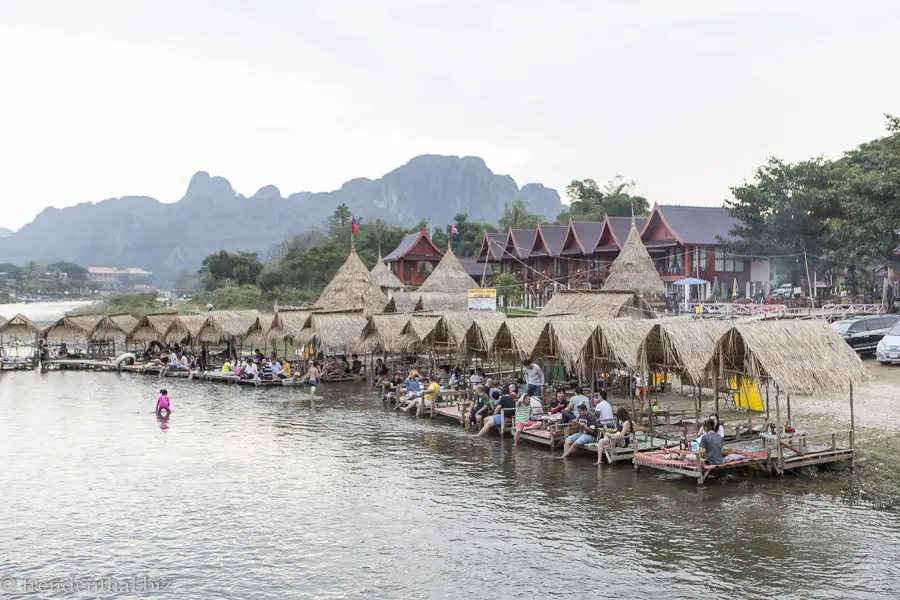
[1,371,899,599]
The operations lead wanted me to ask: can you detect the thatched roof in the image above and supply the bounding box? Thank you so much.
[44,315,102,343]
[163,315,207,344]
[90,313,138,343]
[312,249,389,316]
[601,219,666,296]
[418,291,469,312]
[434,310,506,353]
[540,290,655,319]
[417,246,477,293]
[400,314,443,344]
[707,321,869,396]
[0,313,41,340]
[0,315,5,327]
[360,313,415,353]
[267,310,314,343]
[491,317,549,358]
[245,314,276,346]
[383,292,419,313]
[595,319,656,370]
[533,319,598,373]
[195,310,262,344]
[297,311,368,349]
[640,320,731,385]
[128,312,179,343]
[369,253,405,291]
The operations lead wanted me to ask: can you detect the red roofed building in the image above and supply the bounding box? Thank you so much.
[383,229,445,285]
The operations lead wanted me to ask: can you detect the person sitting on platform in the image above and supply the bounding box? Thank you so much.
[221,357,234,375]
[57,342,69,358]
[594,407,635,465]
[374,358,388,379]
[325,356,343,378]
[241,358,259,380]
[260,358,275,380]
[477,388,517,437]
[594,391,614,428]
[468,368,485,389]
[686,419,724,466]
[550,388,567,414]
[561,403,598,458]
[561,386,590,423]
[254,348,264,364]
[513,394,536,445]
[349,353,363,375]
[272,359,287,380]
[697,413,725,438]
[466,385,490,432]
[338,355,350,374]
[188,354,202,380]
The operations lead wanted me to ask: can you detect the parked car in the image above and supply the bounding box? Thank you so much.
[876,321,900,365]
[773,284,795,297]
[831,315,900,355]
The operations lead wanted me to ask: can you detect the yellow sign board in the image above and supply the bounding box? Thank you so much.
[468,288,497,311]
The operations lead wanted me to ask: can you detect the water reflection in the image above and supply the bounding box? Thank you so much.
[1,370,898,599]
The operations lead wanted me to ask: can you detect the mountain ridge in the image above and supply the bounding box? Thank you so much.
[0,155,562,282]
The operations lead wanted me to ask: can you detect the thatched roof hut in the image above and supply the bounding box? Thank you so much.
[434,311,506,356]
[369,253,405,292]
[245,314,276,346]
[383,291,470,313]
[266,310,314,343]
[601,218,666,296]
[128,312,179,343]
[297,311,368,349]
[491,317,549,359]
[0,313,42,341]
[195,310,262,344]
[706,321,868,396]
[417,246,477,293]
[533,319,598,373]
[312,249,389,316]
[359,313,415,353]
[163,315,207,345]
[90,313,138,343]
[0,315,5,328]
[640,320,731,385]
[400,314,443,345]
[44,315,102,344]
[595,319,656,370]
[540,290,655,320]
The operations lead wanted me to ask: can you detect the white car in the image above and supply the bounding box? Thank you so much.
[876,321,900,365]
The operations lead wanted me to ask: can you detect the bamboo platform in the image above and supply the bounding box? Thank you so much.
[202,372,284,386]
[43,358,117,371]
[1,360,34,371]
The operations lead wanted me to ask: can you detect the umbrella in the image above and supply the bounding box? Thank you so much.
[673,277,709,286]
[732,277,738,297]
[711,277,720,301]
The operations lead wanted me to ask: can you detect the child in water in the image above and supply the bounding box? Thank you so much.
[156,389,171,418]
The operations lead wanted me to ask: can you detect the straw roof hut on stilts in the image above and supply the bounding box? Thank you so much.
[359,313,415,354]
[0,313,42,343]
[128,312,179,344]
[195,310,262,345]
[540,290,655,320]
[384,246,477,313]
[163,315,208,346]
[44,315,102,345]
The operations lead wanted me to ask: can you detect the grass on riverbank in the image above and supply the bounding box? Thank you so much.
[71,293,165,317]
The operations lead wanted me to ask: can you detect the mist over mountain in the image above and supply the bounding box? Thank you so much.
[0,228,12,239]
[0,155,561,282]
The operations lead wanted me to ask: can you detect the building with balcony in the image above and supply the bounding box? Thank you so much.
[383,229,445,286]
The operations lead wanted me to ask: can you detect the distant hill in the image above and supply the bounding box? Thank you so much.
[0,155,561,283]
[0,227,12,238]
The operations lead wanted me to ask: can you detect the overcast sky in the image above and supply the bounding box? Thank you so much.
[1,0,898,230]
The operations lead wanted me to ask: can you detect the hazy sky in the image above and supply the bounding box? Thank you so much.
[1,0,898,230]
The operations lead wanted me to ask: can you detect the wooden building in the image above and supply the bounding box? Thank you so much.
[383,229,445,286]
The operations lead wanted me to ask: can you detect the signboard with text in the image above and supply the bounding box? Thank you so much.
[467,288,497,311]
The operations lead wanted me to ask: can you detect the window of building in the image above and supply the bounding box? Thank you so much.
[714,249,744,272]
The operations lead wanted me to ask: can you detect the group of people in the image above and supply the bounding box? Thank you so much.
[220,350,291,381]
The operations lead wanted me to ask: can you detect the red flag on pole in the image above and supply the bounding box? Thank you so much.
[351,216,359,235]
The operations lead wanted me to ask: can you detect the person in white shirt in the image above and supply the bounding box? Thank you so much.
[469,369,485,389]
[523,359,545,397]
[594,392,614,427]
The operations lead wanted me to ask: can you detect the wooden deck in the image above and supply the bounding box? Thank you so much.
[43,358,118,371]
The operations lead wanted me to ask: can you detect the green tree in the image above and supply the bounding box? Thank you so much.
[494,274,523,305]
[557,176,650,223]
[499,200,543,230]
[724,157,838,284]
[828,114,900,265]
[199,250,264,290]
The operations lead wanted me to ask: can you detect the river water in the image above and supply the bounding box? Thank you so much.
[1,371,898,599]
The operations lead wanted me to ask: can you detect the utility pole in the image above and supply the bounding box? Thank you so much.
[803,250,813,311]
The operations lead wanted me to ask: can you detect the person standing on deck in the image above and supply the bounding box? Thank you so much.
[523,359,544,398]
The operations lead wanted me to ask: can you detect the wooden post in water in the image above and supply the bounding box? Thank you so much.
[849,382,855,459]
[775,386,783,474]
[765,379,770,423]
[786,393,792,425]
